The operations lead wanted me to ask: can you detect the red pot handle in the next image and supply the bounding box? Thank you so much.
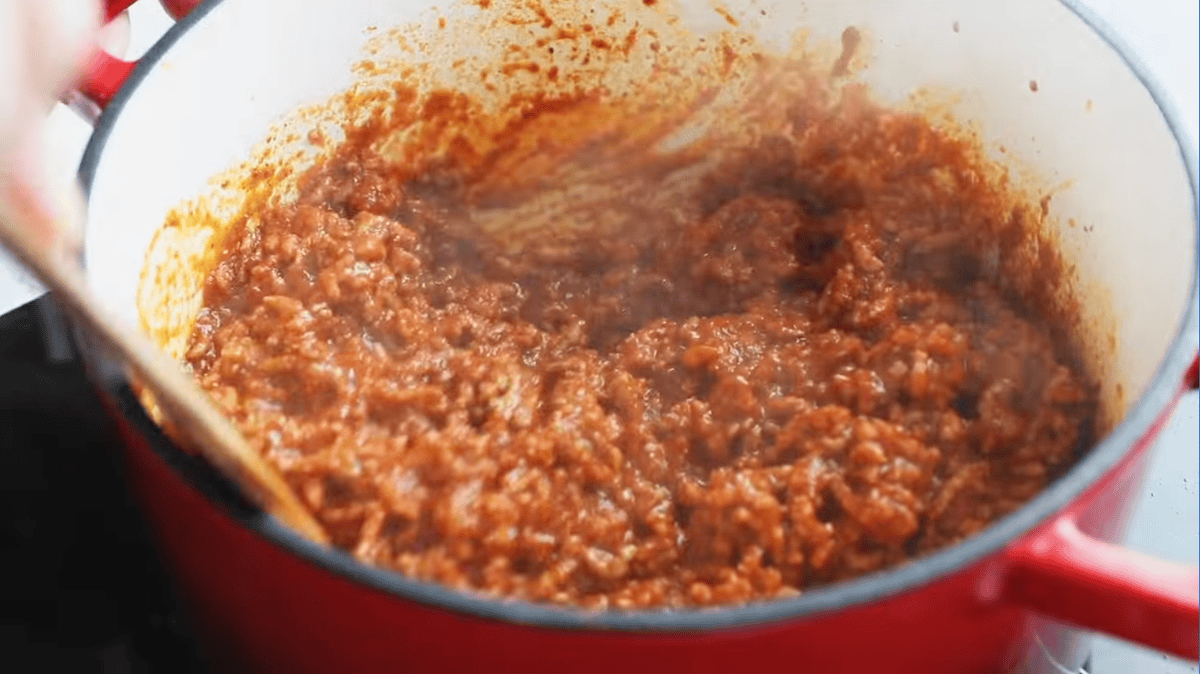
[1004,357,1200,660]
[1006,517,1198,660]
[67,0,204,119]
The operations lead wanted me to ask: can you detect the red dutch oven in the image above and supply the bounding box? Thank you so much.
[66,0,1198,672]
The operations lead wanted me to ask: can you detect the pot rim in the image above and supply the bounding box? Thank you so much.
[76,0,1199,632]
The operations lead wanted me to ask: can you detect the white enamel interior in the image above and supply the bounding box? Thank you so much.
[84,0,1196,428]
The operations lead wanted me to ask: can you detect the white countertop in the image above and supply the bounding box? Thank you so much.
[1,2,1196,672]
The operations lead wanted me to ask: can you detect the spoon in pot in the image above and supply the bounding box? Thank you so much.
[0,177,330,547]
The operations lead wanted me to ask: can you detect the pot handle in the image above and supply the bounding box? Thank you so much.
[1004,516,1198,660]
[1004,356,1199,660]
[65,0,203,120]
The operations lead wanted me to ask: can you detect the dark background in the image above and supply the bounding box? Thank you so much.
[0,299,203,673]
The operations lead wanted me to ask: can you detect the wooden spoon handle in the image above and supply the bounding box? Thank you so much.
[0,180,329,546]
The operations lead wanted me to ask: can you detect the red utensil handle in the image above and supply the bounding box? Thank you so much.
[71,0,203,115]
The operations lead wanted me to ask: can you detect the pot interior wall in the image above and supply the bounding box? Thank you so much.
[85,0,1195,473]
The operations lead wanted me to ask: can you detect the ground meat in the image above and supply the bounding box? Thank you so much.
[183,85,1094,609]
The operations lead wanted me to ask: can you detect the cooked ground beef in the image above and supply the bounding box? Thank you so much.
[182,76,1094,609]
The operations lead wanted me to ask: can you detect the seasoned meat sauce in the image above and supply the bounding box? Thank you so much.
[184,84,1094,609]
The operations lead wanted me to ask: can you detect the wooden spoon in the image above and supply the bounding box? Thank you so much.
[0,179,330,546]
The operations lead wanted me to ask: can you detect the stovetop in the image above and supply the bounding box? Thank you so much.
[0,298,203,672]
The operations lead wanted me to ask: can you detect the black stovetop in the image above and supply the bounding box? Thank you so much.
[0,297,204,672]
